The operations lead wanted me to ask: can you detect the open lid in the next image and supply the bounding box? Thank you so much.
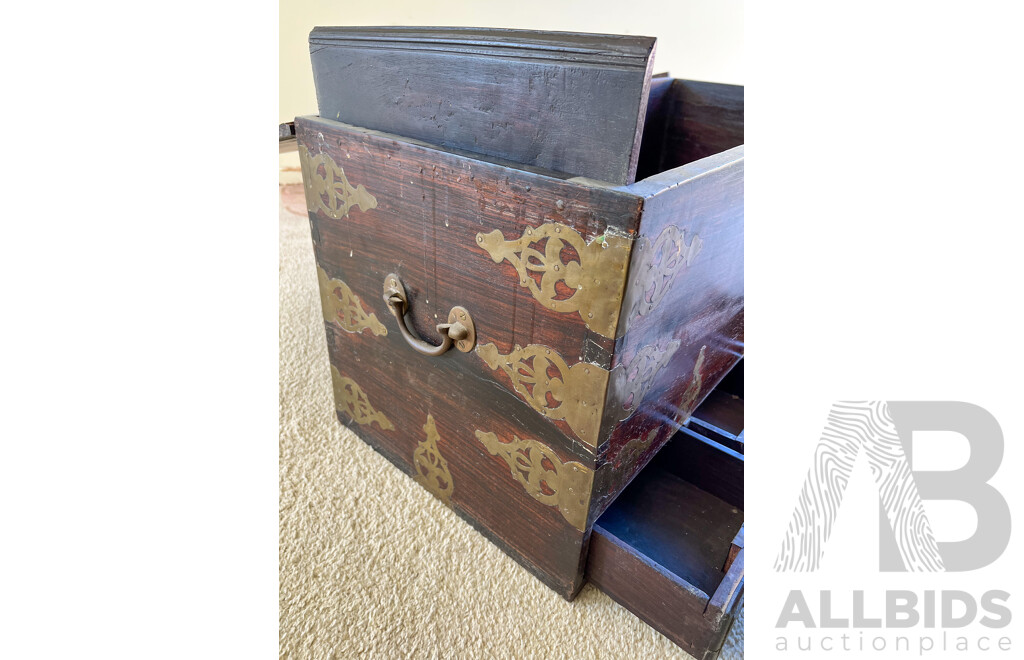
[309,27,657,185]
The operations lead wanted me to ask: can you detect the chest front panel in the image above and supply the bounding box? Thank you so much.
[296,116,644,596]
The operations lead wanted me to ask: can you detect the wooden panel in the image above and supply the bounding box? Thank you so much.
[658,428,744,511]
[296,115,644,461]
[685,389,744,453]
[324,321,590,598]
[589,147,744,515]
[296,115,648,597]
[634,76,676,180]
[635,79,744,179]
[596,467,743,597]
[588,417,744,658]
[295,77,744,601]
[587,528,740,660]
[309,27,656,184]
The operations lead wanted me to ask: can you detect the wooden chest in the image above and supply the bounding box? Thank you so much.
[295,73,743,601]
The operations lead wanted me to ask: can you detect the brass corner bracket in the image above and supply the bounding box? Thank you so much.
[475,429,593,531]
[475,222,631,338]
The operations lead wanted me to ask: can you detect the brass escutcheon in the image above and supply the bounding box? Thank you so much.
[383,274,476,356]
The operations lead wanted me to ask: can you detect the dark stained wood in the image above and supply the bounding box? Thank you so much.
[297,115,643,463]
[589,143,744,519]
[587,399,744,659]
[686,389,744,453]
[724,527,744,573]
[657,427,744,512]
[296,114,648,597]
[294,75,743,602]
[706,548,744,625]
[636,79,744,179]
[309,27,656,185]
[634,76,676,179]
[596,465,743,597]
[667,80,744,170]
[716,357,743,397]
[587,528,741,660]
[323,319,591,598]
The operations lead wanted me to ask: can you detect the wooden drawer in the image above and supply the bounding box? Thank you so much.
[587,373,744,658]
[295,66,743,598]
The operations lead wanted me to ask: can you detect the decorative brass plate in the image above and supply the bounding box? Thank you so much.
[477,343,608,447]
[475,429,593,531]
[330,365,394,431]
[610,339,680,419]
[413,415,454,505]
[476,222,631,338]
[299,145,378,219]
[447,307,476,354]
[619,225,703,336]
[318,266,387,336]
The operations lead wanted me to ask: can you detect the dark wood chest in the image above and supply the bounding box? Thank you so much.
[294,28,743,656]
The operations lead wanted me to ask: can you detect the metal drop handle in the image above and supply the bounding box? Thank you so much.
[383,274,476,356]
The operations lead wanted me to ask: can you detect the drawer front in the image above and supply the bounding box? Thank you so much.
[587,529,743,660]
[296,115,645,596]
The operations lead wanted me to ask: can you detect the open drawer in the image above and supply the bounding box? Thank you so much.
[586,368,744,659]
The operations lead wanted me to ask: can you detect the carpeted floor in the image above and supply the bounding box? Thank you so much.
[279,190,743,659]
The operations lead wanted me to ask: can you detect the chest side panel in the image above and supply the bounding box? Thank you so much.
[592,149,745,518]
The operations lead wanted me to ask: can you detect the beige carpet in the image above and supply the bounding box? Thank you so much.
[279,190,743,659]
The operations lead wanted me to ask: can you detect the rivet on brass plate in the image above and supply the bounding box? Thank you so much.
[475,429,593,531]
[317,266,387,336]
[299,145,378,219]
[413,414,454,505]
[477,343,608,448]
[475,222,631,338]
[330,365,394,431]
[676,345,708,424]
[619,225,703,336]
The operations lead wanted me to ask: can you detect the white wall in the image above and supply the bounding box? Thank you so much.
[279,0,743,123]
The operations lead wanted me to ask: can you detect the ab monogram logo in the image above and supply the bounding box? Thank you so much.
[775,401,1010,573]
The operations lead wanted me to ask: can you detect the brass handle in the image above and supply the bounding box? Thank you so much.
[383,274,476,356]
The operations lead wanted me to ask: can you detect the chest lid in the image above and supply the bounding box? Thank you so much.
[309,26,657,185]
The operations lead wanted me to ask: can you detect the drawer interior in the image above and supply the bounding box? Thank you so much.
[594,428,743,598]
[635,77,744,181]
[587,383,744,657]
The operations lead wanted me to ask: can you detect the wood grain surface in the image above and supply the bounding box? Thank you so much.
[310,27,656,184]
[588,398,745,659]
[294,75,744,600]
